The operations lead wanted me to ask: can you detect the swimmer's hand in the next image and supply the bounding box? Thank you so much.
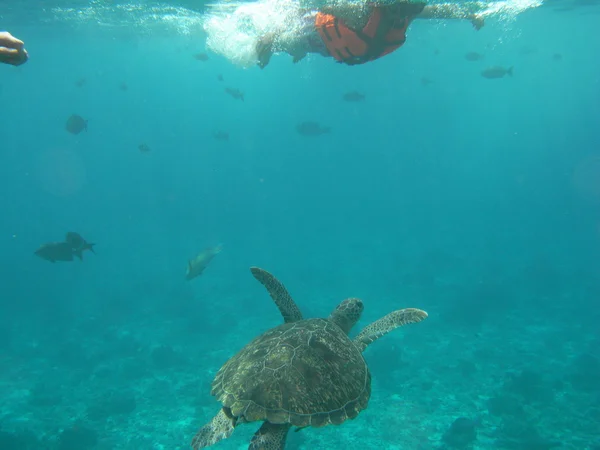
[0,31,28,66]
[256,33,276,69]
[292,51,307,64]
[469,14,484,31]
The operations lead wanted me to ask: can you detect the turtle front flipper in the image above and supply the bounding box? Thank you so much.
[191,409,235,449]
[249,422,291,450]
[353,308,428,352]
[250,267,303,323]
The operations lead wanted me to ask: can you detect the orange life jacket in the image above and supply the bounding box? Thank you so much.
[315,5,420,65]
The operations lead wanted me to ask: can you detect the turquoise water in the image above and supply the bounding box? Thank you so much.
[1,0,599,449]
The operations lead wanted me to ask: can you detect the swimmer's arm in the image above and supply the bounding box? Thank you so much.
[416,3,485,29]
[319,3,369,21]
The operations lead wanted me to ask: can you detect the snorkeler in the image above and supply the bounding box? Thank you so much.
[252,1,485,68]
[0,31,28,66]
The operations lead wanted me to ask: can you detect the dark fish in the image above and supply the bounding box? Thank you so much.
[442,416,483,446]
[75,78,86,87]
[552,53,563,61]
[342,91,365,102]
[194,52,209,61]
[119,82,128,91]
[481,66,513,79]
[421,77,433,86]
[217,74,224,82]
[139,143,151,153]
[434,49,440,55]
[225,87,244,101]
[186,244,222,281]
[465,51,484,61]
[35,242,74,263]
[296,121,331,137]
[65,114,88,135]
[65,232,96,260]
[213,131,229,141]
[65,232,85,248]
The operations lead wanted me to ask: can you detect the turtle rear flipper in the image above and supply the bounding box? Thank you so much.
[191,409,235,449]
[250,267,303,323]
[249,422,291,450]
[353,308,428,352]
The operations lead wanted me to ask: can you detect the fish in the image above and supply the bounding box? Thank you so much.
[342,91,365,102]
[481,66,513,79]
[119,82,128,91]
[65,114,88,135]
[552,53,563,61]
[465,51,484,61]
[225,87,244,101]
[194,52,209,61]
[296,121,331,137]
[213,131,229,141]
[421,77,434,86]
[186,244,223,281]
[443,416,483,445]
[75,78,86,87]
[65,232,95,260]
[35,242,75,263]
[139,143,151,153]
[217,74,224,82]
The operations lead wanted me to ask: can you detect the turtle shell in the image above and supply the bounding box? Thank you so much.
[211,318,371,428]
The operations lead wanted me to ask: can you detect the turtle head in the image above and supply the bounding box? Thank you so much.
[328,298,364,335]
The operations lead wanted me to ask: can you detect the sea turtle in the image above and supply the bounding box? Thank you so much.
[191,267,428,450]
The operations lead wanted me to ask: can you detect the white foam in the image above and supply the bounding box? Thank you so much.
[203,0,307,68]
[478,0,544,19]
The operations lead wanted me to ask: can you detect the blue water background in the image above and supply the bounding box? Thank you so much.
[0,0,599,449]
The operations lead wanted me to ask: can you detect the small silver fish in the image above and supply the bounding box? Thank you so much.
[225,87,244,101]
[186,244,223,281]
[481,66,513,79]
[296,121,331,136]
[342,91,365,102]
[465,51,484,61]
